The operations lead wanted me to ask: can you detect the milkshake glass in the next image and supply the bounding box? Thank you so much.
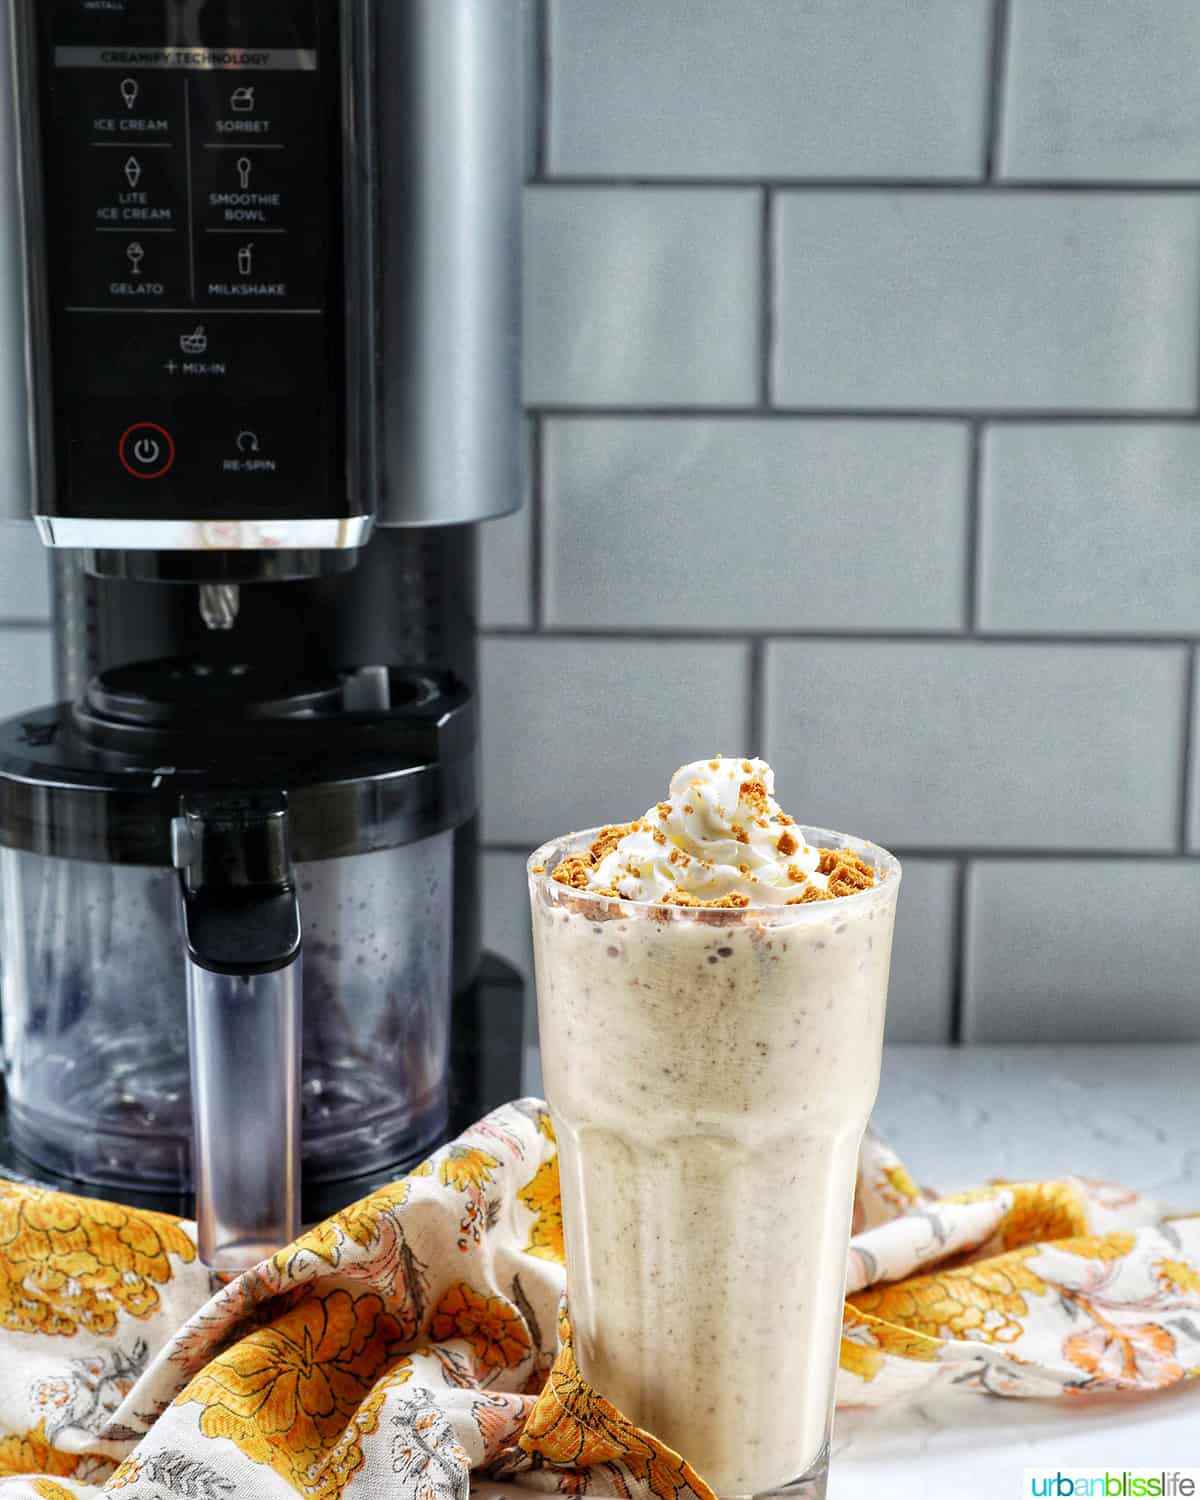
[528,820,900,1499]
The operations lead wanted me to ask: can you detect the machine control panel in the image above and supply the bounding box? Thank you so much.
[31,0,348,525]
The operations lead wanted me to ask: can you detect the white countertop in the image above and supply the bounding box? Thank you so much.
[521,1042,1200,1498]
[833,1044,1200,1499]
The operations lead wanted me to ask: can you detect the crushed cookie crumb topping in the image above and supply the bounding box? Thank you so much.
[589,822,639,863]
[816,847,876,898]
[661,887,699,906]
[547,760,882,909]
[739,778,769,816]
[551,855,592,890]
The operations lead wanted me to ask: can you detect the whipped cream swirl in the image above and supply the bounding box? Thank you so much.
[586,756,828,905]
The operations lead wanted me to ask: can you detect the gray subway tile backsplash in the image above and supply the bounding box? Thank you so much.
[763,640,1187,852]
[547,0,991,181]
[1190,652,1200,855]
[482,849,536,995]
[883,858,959,1044]
[543,419,969,632]
[523,187,760,407]
[963,859,1200,1042]
[0,525,52,622]
[774,192,1200,411]
[1000,0,1200,182]
[480,636,752,845]
[979,425,1200,636]
[494,11,1200,1045]
[479,421,536,631]
[0,627,54,719]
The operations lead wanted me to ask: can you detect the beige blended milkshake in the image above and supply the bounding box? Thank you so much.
[528,757,900,1498]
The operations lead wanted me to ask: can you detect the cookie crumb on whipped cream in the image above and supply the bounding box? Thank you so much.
[551,756,876,908]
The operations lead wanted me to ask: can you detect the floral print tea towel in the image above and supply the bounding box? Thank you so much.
[0,1099,1195,1500]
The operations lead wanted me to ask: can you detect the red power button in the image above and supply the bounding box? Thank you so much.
[119,422,176,480]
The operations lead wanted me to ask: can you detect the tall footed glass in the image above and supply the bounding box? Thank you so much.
[529,826,901,1500]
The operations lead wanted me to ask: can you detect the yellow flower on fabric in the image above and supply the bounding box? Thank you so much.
[32,1483,78,1500]
[437,1146,501,1194]
[431,1282,531,1371]
[0,1184,194,1337]
[880,1164,921,1206]
[850,1247,1048,1345]
[280,1180,412,1269]
[840,1308,942,1382]
[0,1421,79,1479]
[178,1288,411,1495]
[410,1145,500,1194]
[518,1159,564,1264]
[304,1360,415,1497]
[521,1319,713,1500]
[1046,1232,1137,1263]
[993,1181,1089,1250]
[1155,1258,1200,1296]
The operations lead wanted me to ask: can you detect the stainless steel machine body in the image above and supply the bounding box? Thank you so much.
[0,0,524,1268]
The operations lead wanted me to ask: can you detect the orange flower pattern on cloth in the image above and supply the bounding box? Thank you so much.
[0,1101,1194,1500]
[430,1283,532,1373]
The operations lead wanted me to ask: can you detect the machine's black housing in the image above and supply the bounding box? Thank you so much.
[20,0,357,527]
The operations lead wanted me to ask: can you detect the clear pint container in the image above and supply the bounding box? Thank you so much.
[0,834,454,1194]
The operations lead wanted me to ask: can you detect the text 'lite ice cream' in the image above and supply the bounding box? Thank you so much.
[529,756,899,1497]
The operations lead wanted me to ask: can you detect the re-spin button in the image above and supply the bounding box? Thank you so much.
[119,421,175,479]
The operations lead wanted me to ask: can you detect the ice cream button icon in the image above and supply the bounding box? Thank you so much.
[237,244,254,277]
[230,85,255,113]
[126,242,145,276]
